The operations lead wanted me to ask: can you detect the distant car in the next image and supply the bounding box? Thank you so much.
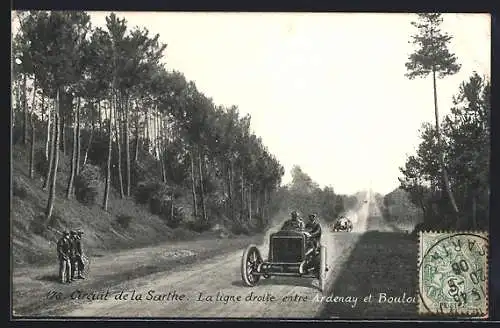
[332,216,353,232]
[364,200,368,203]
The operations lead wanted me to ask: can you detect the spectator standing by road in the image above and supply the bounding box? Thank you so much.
[57,231,72,283]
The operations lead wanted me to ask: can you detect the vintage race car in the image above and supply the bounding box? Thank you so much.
[332,216,353,232]
[240,222,328,291]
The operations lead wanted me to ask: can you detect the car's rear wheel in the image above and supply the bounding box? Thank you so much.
[318,246,327,292]
[241,245,263,287]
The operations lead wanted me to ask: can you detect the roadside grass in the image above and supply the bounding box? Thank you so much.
[319,231,418,319]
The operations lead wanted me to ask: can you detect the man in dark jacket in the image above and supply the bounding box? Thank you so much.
[57,231,72,283]
[70,230,85,279]
[305,213,322,250]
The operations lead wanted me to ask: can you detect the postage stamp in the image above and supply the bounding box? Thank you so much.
[418,231,489,318]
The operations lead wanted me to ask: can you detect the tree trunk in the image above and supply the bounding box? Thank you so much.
[432,69,460,223]
[248,183,252,223]
[155,111,159,160]
[145,107,150,154]
[472,194,477,229]
[45,88,61,221]
[22,74,27,145]
[114,96,124,199]
[198,150,207,221]
[240,171,245,221]
[170,191,175,221]
[98,100,102,131]
[228,159,234,219]
[190,149,198,218]
[14,79,20,135]
[44,94,51,159]
[134,109,140,163]
[125,95,131,197]
[161,115,167,183]
[66,97,78,199]
[75,97,81,175]
[264,188,268,218]
[83,100,96,167]
[83,126,94,167]
[103,92,114,211]
[61,114,66,155]
[43,98,56,191]
[29,77,37,179]
[163,116,170,183]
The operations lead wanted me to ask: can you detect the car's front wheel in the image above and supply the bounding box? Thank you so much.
[241,245,263,287]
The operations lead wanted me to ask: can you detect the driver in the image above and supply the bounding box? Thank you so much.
[283,210,305,230]
[336,216,347,229]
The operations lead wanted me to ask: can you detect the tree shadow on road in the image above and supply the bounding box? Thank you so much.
[318,231,419,319]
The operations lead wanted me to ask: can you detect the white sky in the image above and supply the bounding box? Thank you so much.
[13,12,491,195]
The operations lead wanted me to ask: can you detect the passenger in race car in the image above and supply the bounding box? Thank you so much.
[305,213,322,250]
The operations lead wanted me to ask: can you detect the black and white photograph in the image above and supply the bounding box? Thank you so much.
[10,11,491,319]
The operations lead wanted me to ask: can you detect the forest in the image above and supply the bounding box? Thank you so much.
[11,11,288,233]
[11,11,350,237]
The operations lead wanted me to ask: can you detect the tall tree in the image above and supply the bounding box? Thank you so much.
[103,13,127,210]
[24,11,92,220]
[12,11,33,146]
[405,13,462,224]
[29,78,37,178]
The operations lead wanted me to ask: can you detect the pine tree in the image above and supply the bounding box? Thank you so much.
[405,13,461,226]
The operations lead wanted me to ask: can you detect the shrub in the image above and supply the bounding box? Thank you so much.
[13,176,28,199]
[134,180,159,205]
[231,224,250,235]
[130,162,149,194]
[75,164,104,205]
[186,219,212,233]
[30,213,64,240]
[116,214,134,229]
[149,183,172,215]
[34,148,50,177]
[163,205,185,229]
[135,181,186,228]
[86,131,110,167]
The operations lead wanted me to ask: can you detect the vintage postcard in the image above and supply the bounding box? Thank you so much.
[10,11,490,320]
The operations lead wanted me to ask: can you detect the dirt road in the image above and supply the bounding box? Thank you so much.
[13,192,390,318]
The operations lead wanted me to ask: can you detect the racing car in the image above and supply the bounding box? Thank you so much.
[332,216,353,232]
[240,219,328,291]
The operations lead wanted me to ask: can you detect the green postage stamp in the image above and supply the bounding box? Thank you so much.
[418,231,489,318]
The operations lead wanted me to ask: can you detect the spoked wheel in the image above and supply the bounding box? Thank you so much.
[318,246,327,292]
[241,245,263,287]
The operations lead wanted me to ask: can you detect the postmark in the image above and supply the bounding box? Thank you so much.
[418,231,488,318]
